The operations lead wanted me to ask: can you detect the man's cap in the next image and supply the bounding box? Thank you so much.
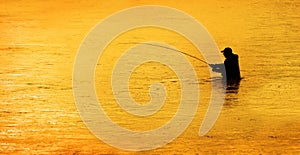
[221,47,232,54]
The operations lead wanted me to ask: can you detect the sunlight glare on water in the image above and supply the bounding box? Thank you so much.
[0,0,299,154]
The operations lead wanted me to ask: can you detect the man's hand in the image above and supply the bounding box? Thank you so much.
[208,64,216,68]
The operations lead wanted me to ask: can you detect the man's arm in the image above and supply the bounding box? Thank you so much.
[209,63,225,73]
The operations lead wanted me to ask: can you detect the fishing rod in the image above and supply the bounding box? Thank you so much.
[119,42,209,65]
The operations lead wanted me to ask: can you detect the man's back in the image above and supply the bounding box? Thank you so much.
[224,54,241,81]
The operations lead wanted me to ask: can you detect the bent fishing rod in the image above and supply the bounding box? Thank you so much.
[119,42,210,65]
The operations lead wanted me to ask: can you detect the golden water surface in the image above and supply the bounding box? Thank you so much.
[1,0,299,154]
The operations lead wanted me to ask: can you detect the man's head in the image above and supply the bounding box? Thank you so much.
[221,47,232,58]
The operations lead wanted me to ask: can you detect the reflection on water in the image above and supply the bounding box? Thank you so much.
[226,80,240,94]
[224,80,240,108]
[1,0,299,154]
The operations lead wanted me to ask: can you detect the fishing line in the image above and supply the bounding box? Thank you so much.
[119,42,209,65]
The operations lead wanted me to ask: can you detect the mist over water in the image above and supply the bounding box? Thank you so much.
[0,0,299,154]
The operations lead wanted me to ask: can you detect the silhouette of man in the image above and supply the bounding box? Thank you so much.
[209,47,241,82]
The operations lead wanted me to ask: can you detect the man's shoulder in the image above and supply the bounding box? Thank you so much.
[233,54,239,58]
